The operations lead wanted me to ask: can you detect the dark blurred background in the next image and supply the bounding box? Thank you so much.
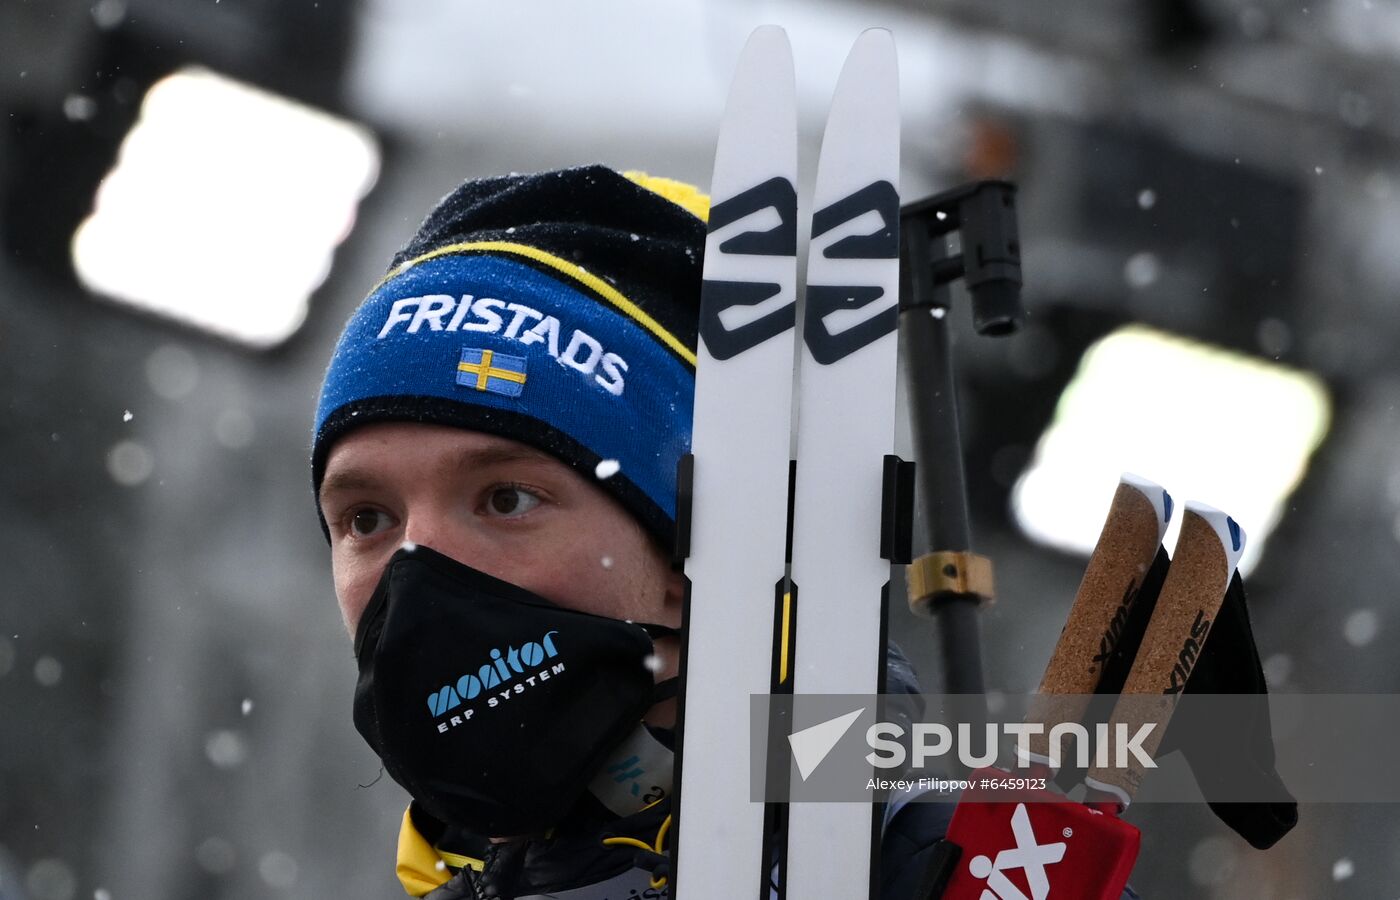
[1,0,1397,897]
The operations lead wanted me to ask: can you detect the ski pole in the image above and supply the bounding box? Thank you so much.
[1022,474,1173,767]
[937,502,1245,899]
[898,181,1023,738]
[910,474,1169,896]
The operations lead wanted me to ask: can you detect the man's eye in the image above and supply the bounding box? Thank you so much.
[348,508,393,537]
[486,485,541,518]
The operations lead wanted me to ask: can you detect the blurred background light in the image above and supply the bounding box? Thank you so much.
[1011,324,1331,573]
[70,68,380,349]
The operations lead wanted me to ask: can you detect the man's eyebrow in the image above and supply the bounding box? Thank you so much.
[454,443,556,470]
[318,468,382,499]
[320,444,556,499]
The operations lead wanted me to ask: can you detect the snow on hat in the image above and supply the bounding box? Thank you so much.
[312,165,709,544]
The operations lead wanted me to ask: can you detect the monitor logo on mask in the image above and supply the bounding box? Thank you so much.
[426,629,567,733]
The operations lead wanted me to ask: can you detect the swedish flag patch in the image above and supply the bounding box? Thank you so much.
[456,348,528,398]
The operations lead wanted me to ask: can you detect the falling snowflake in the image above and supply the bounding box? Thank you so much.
[34,656,63,687]
[107,441,154,486]
[1123,252,1161,289]
[595,459,621,480]
[91,0,127,30]
[205,730,248,769]
[63,94,98,122]
[145,344,199,399]
[1343,609,1379,647]
[258,851,299,889]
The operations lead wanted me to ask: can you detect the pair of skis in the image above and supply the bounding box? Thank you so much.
[673,26,900,900]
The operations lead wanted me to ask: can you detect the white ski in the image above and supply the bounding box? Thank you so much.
[785,28,901,900]
[673,24,799,900]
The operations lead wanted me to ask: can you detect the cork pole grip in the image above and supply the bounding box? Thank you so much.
[1084,503,1245,808]
[1023,475,1171,767]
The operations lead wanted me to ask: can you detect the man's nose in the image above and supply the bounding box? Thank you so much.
[402,511,461,557]
[401,509,489,569]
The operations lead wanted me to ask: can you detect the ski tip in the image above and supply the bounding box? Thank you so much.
[741,24,793,61]
[1182,500,1247,577]
[855,26,896,42]
[712,21,797,188]
[848,27,898,66]
[819,26,900,160]
[844,26,898,61]
[1119,472,1172,539]
[737,23,794,67]
[851,27,898,64]
[748,23,791,42]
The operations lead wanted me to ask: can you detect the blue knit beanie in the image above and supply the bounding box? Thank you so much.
[312,165,709,544]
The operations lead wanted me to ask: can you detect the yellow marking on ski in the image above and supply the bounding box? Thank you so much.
[779,591,793,685]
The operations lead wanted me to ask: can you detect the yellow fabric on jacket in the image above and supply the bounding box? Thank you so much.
[396,806,484,896]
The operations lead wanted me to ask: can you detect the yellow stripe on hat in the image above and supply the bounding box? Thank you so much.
[624,170,711,222]
[375,241,697,368]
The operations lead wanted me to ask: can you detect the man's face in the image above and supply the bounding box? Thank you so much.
[318,422,685,650]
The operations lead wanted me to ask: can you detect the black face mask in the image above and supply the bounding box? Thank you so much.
[352,545,678,837]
